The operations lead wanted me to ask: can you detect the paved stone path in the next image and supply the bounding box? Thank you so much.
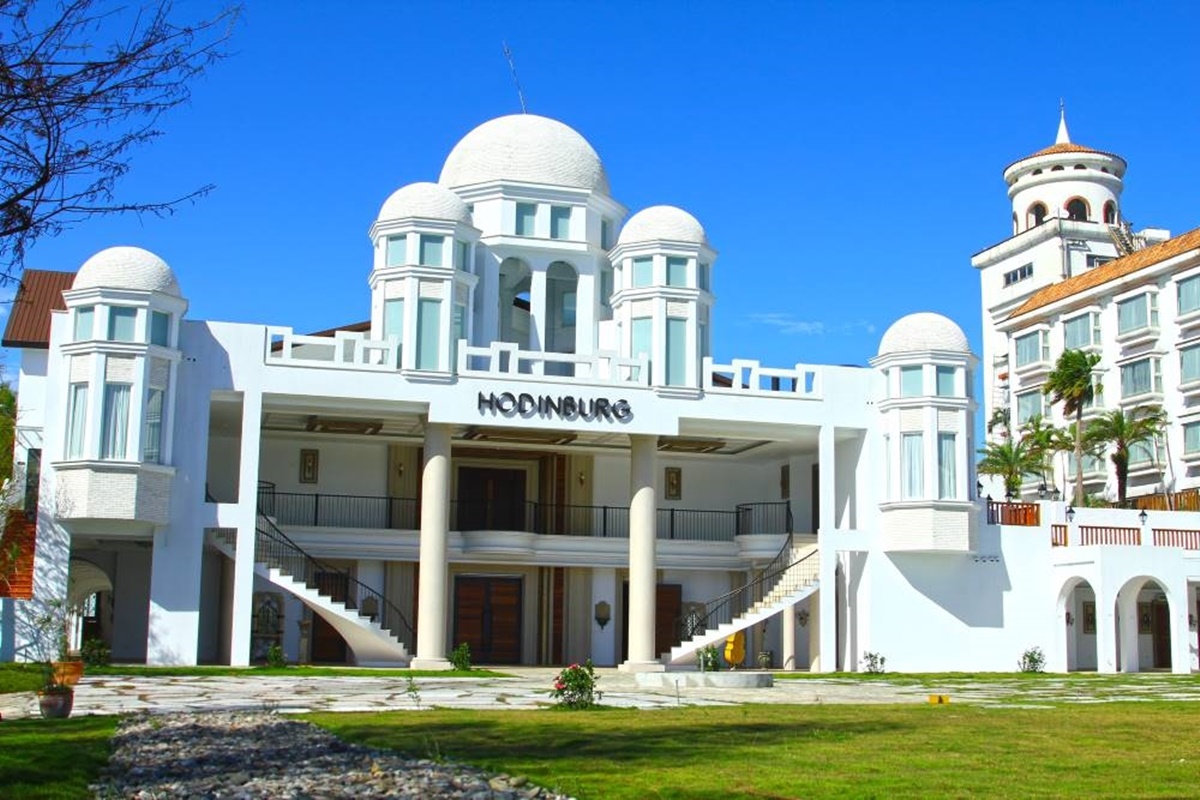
[5,668,1200,720]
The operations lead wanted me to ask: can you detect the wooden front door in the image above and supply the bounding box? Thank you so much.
[310,572,348,663]
[454,576,523,664]
[458,467,527,531]
[1152,599,1171,669]
[620,583,684,662]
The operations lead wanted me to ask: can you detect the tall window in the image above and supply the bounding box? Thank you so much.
[1015,331,1048,367]
[515,203,537,236]
[1120,357,1160,398]
[902,433,923,499]
[1067,452,1103,474]
[666,257,688,287]
[451,303,466,370]
[1103,201,1117,224]
[384,299,404,343]
[74,307,94,341]
[1064,312,1100,349]
[143,388,164,463]
[900,365,923,397]
[1066,198,1088,221]
[698,263,711,292]
[1016,390,1042,425]
[416,298,441,370]
[632,257,653,287]
[100,383,131,459]
[1179,275,1200,316]
[1182,345,1200,384]
[665,317,687,386]
[1129,438,1158,466]
[150,312,170,347]
[419,235,444,267]
[1186,422,1200,455]
[1028,203,1047,228]
[936,366,957,397]
[599,268,613,308]
[65,383,88,459]
[107,307,137,342]
[386,235,407,266]
[1117,293,1157,333]
[938,433,956,499]
[550,206,571,240]
[631,317,652,380]
[455,240,470,271]
[600,218,612,249]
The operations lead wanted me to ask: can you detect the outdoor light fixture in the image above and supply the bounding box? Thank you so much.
[1139,509,1148,526]
[1005,489,1015,502]
[1066,506,1076,522]
[1038,482,1047,499]
[1190,614,1197,632]
[594,600,611,630]
[976,480,984,497]
[797,609,810,627]
[1065,611,1074,627]
[1051,487,1062,501]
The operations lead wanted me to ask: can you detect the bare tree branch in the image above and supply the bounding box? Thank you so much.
[0,0,240,283]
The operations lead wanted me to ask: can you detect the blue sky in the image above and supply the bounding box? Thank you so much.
[11,0,1200,375]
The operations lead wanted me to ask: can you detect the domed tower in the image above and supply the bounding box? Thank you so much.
[437,114,627,363]
[1005,109,1126,235]
[368,182,479,372]
[608,206,716,389]
[871,313,977,552]
[55,246,187,525]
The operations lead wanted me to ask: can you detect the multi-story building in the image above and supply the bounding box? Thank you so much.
[1,112,1197,677]
[976,111,1200,501]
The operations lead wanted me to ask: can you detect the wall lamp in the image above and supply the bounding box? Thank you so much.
[1038,482,1048,499]
[594,600,611,630]
[1138,509,1148,526]
[976,480,984,498]
[1051,487,1062,501]
[797,609,810,628]
[1065,611,1074,627]
[1065,505,1076,522]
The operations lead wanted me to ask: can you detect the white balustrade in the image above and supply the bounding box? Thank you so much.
[703,357,822,398]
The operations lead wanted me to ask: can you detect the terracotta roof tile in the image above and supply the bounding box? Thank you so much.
[2,270,73,349]
[1008,226,1200,319]
[1004,142,1122,173]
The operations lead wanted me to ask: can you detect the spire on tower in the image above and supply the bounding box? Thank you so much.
[1056,100,1070,144]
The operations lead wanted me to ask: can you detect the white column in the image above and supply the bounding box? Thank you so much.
[529,266,548,357]
[808,591,821,671]
[781,603,797,671]
[229,390,263,667]
[146,523,202,665]
[1118,591,1140,673]
[574,269,597,358]
[1171,584,1191,674]
[411,422,452,670]
[817,424,837,671]
[620,434,664,672]
[1095,586,1119,674]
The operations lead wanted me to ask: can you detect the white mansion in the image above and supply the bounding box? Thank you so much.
[1,113,1198,675]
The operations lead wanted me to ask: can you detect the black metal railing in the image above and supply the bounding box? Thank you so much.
[683,532,818,639]
[259,486,419,530]
[254,512,413,649]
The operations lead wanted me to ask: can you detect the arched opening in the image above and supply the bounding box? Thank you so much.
[1027,202,1048,229]
[1032,168,1043,175]
[498,257,532,353]
[1116,576,1173,672]
[1059,577,1097,671]
[1051,165,1065,172]
[67,558,114,654]
[1074,164,1087,170]
[545,260,579,376]
[1065,198,1089,222]
[1103,201,1117,224]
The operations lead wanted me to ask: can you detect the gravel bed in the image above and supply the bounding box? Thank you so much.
[92,711,572,799]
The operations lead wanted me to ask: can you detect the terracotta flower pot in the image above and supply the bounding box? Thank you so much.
[37,689,74,719]
[52,660,84,687]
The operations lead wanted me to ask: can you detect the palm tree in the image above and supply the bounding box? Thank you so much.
[1019,414,1062,489]
[1084,405,1168,503]
[1043,349,1103,505]
[977,438,1042,498]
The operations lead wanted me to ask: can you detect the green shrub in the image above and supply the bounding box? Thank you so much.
[449,641,472,671]
[1018,646,1046,673]
[266,643,287,668]
[549,659,602,709]
[80,638,110,668]
[861,651,887,674]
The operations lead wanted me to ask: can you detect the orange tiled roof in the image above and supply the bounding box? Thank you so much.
[1009,226,1200,319]
[1,269,73,349]
[1004,142,1121,173]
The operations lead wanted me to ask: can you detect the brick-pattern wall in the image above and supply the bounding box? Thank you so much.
[0,511,36,599]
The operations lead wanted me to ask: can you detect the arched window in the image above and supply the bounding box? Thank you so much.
[1028,202,1047,228]
[1074,164,1087,170]
[1032,168,1043,175]
[1103,201,1117,224]
[1051,165,1065,172]
[1066,198,1089,221]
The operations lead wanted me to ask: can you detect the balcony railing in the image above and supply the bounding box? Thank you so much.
[986,499,1041,526]
[257,485,791,541]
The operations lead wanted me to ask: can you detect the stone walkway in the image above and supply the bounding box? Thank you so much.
[5,668,1200,720]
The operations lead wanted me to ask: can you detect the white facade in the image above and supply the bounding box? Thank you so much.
[3,112,1200,674]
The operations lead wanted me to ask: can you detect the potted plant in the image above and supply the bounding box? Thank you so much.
[31,599,78,718]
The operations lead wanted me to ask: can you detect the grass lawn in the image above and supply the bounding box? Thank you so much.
[0,716,117,799]
[309,703,1200,798]
[0,663,45,694]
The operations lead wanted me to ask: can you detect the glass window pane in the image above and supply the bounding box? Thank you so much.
[1186,423,1200,454]
[698,263,710,292]
[601,219,611,249]
[1117,296,1147,333]
[1181,276,1200,315]
[600,269,613,308]
[1016,391,1042,424]
[632,257,653,287]
[416,298,441,370]
[516,203,537,236]
[451,303,466,371]
[1129,439,1156,465]
[387,236,407,267]
[900,366,923,396]
[100,383,131,459]
[108,307,137,342]
[1063,315,1090,350]
[631,317,652,380]
[938,433,956,499]
[66,383,88,459]
[455,240,469,270]
[1183,346,1200,384]
[150,312,170,347]
[665,317,687,386]
[384,298,404,343]
[550,206,571,239]
[1015,332,1043,366]
[561,292,576,326]
[666,257,688,287]
[74,307,94,341]
[143,388,164,463]
[419,235,444,267]
[1121,359,1151,397]
[936,366,956,397]
[902,433,923,499]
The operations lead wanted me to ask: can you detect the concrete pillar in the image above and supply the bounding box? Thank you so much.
[781,603,797,671]
[808,591,821,671]
[1118,591,1140,673]
[228,390,262,667]
[1095,587,1119,674]
[620,434,664,672]
[411,422,452,670]
[817,425,837,672]
[530,267,548,359]
[1171,583,1191,674]
[147,523,202,665]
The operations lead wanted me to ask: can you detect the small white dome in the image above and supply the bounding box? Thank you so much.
[439,114,609,194]
[378,181,472,225]
[617,205,708,247]
[73,246,180,296]
[878,312,970,356]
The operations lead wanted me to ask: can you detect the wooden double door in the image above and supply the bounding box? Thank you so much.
[453,576,523,664]
[457,467,527,531]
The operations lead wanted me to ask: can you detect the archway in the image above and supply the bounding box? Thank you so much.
[1116,576,1173,672]
[545,261,579,376]
[1058,576,1097,671]
[67,558,114,653]
[497,257,532,351]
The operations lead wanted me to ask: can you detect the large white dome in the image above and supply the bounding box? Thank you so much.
[378,182,472,225]
[73,246,180,296]
[618,205,708,247]
[439,114,609,194]
[878,312,970,356]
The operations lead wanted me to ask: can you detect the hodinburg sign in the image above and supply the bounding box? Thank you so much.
[477,391,632,422]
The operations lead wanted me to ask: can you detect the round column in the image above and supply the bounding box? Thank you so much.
[620,434,664,672]
[411,422,452,670]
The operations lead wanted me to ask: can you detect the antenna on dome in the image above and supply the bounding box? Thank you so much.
[502,42,528,114]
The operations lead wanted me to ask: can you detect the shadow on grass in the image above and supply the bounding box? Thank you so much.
[0,716,117,799]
